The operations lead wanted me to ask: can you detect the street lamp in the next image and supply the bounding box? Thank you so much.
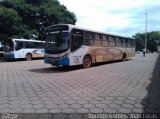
[144,12,147,56]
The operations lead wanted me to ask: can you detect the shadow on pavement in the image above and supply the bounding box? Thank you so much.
[29,59,132,74]
[141,54,160,113]
[0,58,43,62]
[28,66,82,73]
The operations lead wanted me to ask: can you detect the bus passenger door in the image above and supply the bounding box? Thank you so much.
[70,36,84,65]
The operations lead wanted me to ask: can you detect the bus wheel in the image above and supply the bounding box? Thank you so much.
[83,55,92,68]
[25,53,32,61]
[122,53,126,61]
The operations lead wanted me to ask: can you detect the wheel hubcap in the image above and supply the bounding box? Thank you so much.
[84,58,91,67]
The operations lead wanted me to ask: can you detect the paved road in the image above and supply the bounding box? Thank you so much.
[0,54,160,118]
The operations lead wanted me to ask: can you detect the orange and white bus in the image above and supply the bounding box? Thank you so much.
[44,24,135,68]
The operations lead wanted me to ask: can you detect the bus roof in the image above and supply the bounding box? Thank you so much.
[47,24,134,40]
[11,38,44,42]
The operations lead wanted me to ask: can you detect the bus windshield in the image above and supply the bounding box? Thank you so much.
[45,32,69,54]
[3,39,14,52]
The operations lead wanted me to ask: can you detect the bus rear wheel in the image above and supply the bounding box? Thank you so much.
[83,55,92,68]
[25,53,32,61]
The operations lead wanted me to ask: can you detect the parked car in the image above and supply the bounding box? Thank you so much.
[136,51,143,54]
[0,52,4,58]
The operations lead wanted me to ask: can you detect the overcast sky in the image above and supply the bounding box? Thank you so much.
[59,0,160,37]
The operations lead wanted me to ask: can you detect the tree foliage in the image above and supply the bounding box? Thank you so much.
[133,31,160,52]
[0,0,77,40]
[0,6,22,39]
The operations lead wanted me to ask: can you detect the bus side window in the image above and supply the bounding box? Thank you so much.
[71,35,83,51]
[115,37,121,47]
[131,39,135,47]
[108,36,115,47]
[71,29,84,51]
[94,33,102,47]
[23,42,26,48]
[85,31,94,46]
[121,39,126,47]
[127,39,131,48]
[35,42,42,48]
[130,39,134,48]
[119,37,123,46]
[26,42,35,48]
[42,42,45,48]
[102,35,108,47]
[16,41,23,51]
[125,39,129,47]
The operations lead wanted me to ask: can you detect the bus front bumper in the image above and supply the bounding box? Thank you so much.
[4,53,15,59]
[44,57,69,66]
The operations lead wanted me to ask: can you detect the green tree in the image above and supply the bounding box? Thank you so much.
[0,0,77,40]
[0,6,24,40]
[133,31,160,52]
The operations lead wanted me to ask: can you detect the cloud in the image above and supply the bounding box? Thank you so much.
[59,0,160,36]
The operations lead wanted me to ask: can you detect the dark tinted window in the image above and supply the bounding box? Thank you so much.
[125,39,130,47]
[102,35,108,40]
[119,37,123,46]
[71,35,83,51]
[47,25,69,33]
[16,41,23,50]
[71,29,84,35]
[35,42,44,48]
[102,35,108,46]
[115,37,121,47]
[26,42,35,48]
[94,33,102,46]
[121,39,126,47]
[95,33,101,40]
[130,39,135,47]
[71,29,84,51]
[85,32,93,39]
[108,36,114,42]
[108,36,115,47]
[127,39,131,47]
[15,41,44,51]
[85,31,94,46]
[3,39,14,51]
[45,32,69,54]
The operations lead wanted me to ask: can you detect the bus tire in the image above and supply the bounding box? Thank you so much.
[25,53,32,61]
[83,55,92,68]
[122,53,126,61]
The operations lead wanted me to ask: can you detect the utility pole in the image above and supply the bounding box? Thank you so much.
[144,12,147,56]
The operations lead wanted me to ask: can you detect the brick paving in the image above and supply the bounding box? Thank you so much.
[0,54,160,118]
